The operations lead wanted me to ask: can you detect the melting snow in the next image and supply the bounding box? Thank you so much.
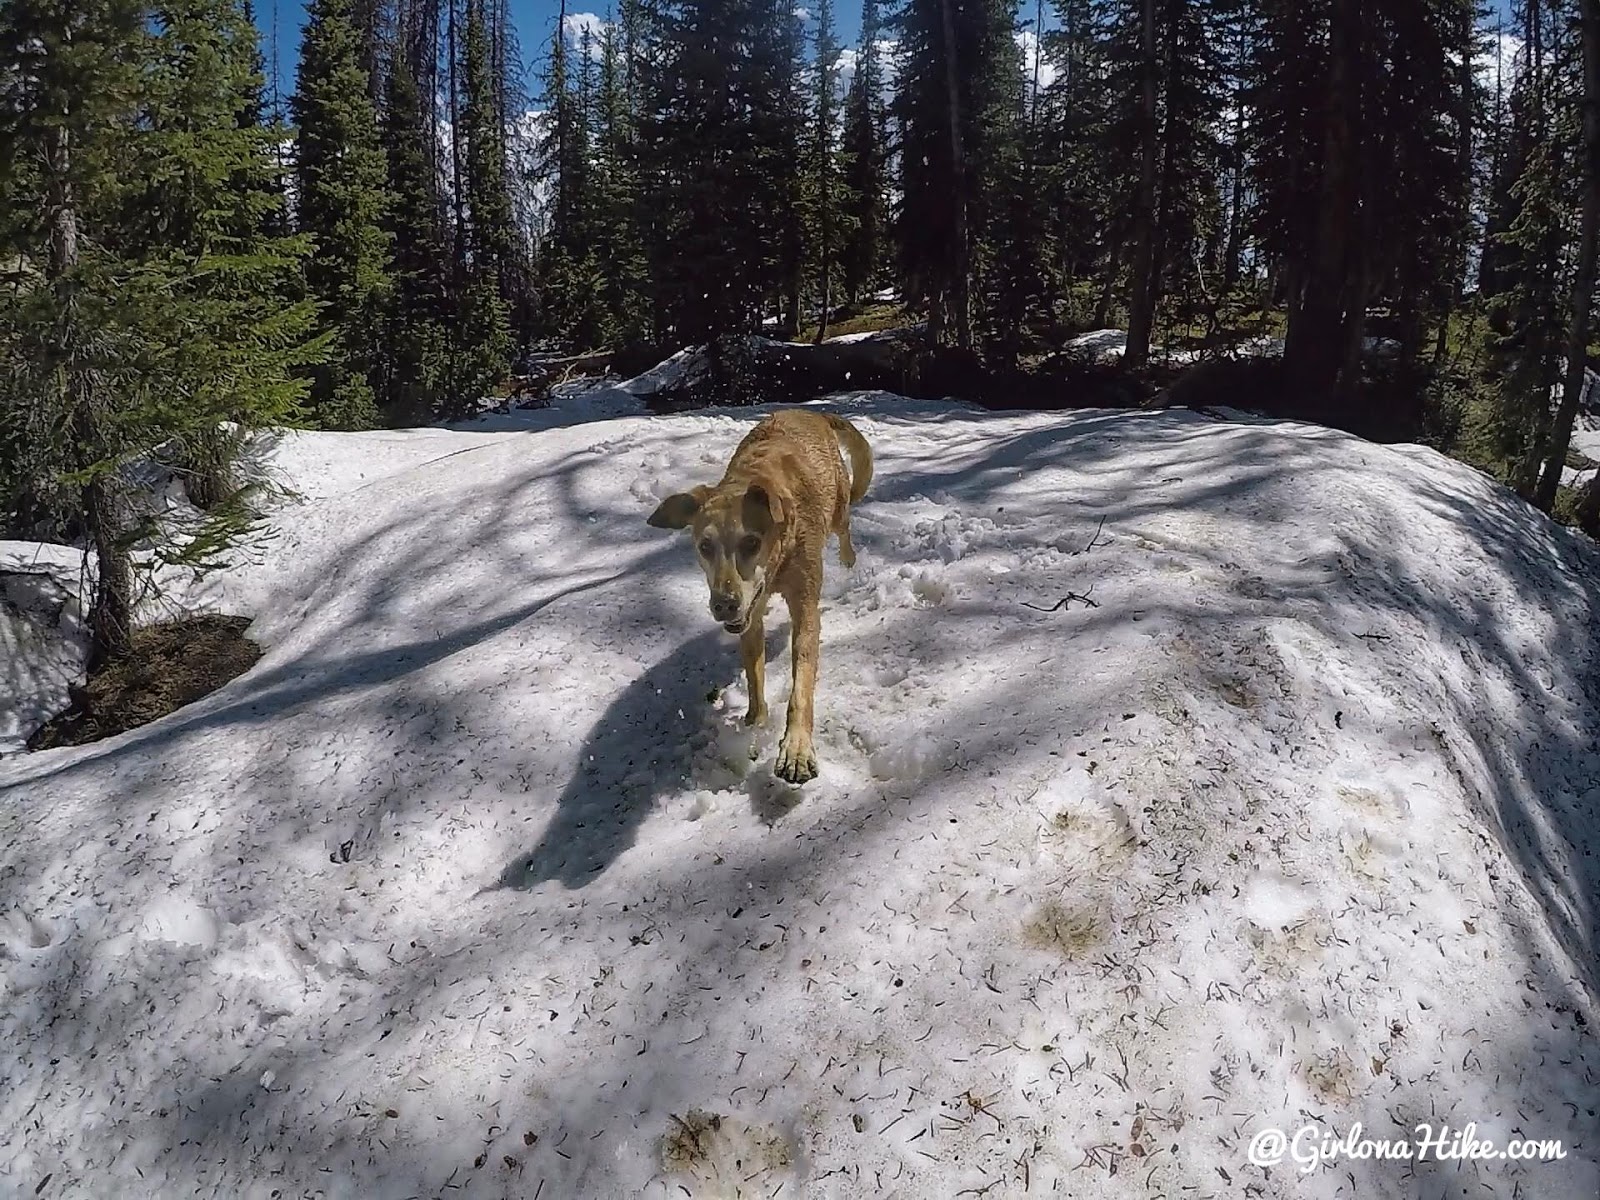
[1,394,1597,1197]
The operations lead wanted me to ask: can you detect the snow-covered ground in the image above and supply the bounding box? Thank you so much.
[1064,329,1399,368]
[0,543,87,756]
[2,396,1598,1198]
[1563,404,1600,492]
[822,323,926,346]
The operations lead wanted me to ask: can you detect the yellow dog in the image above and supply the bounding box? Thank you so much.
[649,410,873,784]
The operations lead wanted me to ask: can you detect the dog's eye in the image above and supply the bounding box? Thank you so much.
[739,535,760,557]
[698,539,715,558]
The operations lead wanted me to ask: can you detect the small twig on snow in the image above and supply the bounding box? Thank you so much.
[1023,586,1099,613]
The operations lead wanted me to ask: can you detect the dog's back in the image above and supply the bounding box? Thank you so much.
[722,410,872,539]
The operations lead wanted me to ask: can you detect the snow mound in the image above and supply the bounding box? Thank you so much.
[1065,327,1129,362]
[620,345,709,398]
[0,543,88,755]
[1563,401,1600,491]
[1,397,1597,1198]
[823,322,926,346]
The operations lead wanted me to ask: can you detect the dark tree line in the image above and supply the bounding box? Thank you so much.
[534,0,1597,531]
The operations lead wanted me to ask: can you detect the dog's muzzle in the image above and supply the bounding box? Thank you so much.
[713,571,767,636]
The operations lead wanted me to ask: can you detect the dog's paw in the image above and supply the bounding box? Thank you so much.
[743,704,769,727]
[775,736,818,785]
[838,546,856,568]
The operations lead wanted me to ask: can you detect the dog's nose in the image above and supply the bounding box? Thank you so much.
[710,594,740,620]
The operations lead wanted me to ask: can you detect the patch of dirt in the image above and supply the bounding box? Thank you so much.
[659,1108,795,1190]
[1024,898,1108,959]
[27,614,260,751]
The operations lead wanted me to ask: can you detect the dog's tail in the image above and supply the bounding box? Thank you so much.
[826,415,874,504]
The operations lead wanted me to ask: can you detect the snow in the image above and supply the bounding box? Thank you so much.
[1065,327,1129,362]
[446,377,648,435]
[1063,328,1210,365]
[1559,373,1599,491]
[822,323,925,346]
[620,346,704,398]
[2,396,1598,1198]
[0,543,87,756]
[1063,330,1396,368]
[249,426,519,502]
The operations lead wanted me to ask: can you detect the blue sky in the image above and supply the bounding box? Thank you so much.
[261,1,870,98]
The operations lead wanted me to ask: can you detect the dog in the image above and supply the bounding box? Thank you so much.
[648,409,874,784]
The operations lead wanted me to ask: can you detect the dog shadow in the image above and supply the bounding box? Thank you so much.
[496,620,807,890]
[495,627,736,889]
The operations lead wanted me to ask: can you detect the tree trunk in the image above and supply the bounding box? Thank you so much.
[814,245,832,344]
[938,0,971,349]
[449,0,467,285]
[1148,0,1186,354]
[46,124,133,669]
[1535,0,1600,510]
[1433,0,1476,367]
[1123,0,1160,369]
[1478,12,1511,298]
[1095,235,1124,328]
[1221,53,1247,295]
[784,274,802,340]
[1283,0,1366,419]
[815,42,834,344]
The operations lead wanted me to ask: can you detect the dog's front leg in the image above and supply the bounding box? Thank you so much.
[740,615,768,726]
[775,593,821,784]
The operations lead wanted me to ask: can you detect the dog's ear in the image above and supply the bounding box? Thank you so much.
[648,485,712,530]
[742,481,788,532]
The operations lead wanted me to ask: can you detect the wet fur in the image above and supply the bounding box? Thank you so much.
[648,410,873,784]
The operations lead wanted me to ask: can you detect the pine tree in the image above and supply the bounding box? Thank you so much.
[382,6,454,419]
[1251,0,1467,416]
[453,0,514,394]
[135,0,325,512]
[810,0,842,341]
[1479,0,1574,493]
[1038,0,1117,322]
[1120,0,1160,367]
[840,0,888,308]
[350,0,386,101]
[1377,0,1473,368]
[0,0,146,664]
[1099,0,1227,366]
[462,0,524,316]
[537,1,605,347]
[593,15,651,346]
[979,18,1044,359]
[1,0,323,665]
[292,0,395,428]
[1534,0,1600,509]
[1214,0,1256,302]
[636,0,802,341]
[761,0,809,337]
[893,0,1019,348]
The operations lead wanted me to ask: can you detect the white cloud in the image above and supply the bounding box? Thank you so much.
[832,47,859,93]
[840,37,900,93]
[561,12,607,60]
[1474,30,1523,96]
[1015,29,1059,94]
[794,6,814,22]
